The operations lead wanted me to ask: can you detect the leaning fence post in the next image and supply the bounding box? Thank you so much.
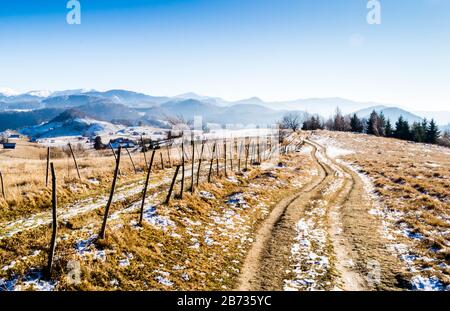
[196,140,205,187]
[125,147,137,174]
[160,152,164,170]
[0,171,5,200]
[245,142,250,171]
[167,144,172,166]
[68,143,81,180]
[165,165,180,204]
[230,139,234,172]
[46,147,50,187]
[190,137,195,193]
[238,141,243,172]
[216,141,219,176]
[208,142,216,183]
[141,136,148,171]
[109,143,121,176]
[257,137,261,164]
[139,150,155,226]
[99,146,121,239]
[223,140,227,177]
[180,140,185,199]
[46,163,57,278]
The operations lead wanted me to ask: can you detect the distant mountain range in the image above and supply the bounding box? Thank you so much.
[1,88,449,136]
[353,105,423,124]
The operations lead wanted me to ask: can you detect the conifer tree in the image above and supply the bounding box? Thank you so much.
[350,114,364,133]
[411,122,425,142]
[377,112,386,136]
[426,119,440,144]
[366,110,380,136]
[394,116,411,140]
[385,119,393,137]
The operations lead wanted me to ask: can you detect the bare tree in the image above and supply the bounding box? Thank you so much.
[281,113,302,132]
[164,114,193,128]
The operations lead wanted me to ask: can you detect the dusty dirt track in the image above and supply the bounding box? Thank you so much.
[237,139,403,291]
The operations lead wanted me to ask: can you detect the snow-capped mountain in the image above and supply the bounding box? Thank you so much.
[0,87,20,97]
[50,89,95,97]
[26,90,53,97]
[2,87,450,129]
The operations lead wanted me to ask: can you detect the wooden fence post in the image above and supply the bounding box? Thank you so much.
[167,144,172,166]
[216,141,219,176]
[238,141,243,172]
[245,142,250,171]
[46,147,50,187]
[139,150,155,226]
[165,165,180,204]
[68,143,81,180]
[160,152,164,170]
[46,163,57,278]
[257,137,261,164]
[190,137,195,193]
[250,142,255,164]
[141,136,148,172]
[109,143,117,160]
[196,140,205,187]
[208,142,216,183]
[230,139,234,172]
[223,140,227,177]
[99,146,121,239]
[179,140,185,199]
[0,171,5,200]
[109,143,121,176]
[125,147,137,174]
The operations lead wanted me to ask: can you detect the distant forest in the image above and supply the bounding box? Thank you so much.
[0,109,64,132]
[282,109,450,148]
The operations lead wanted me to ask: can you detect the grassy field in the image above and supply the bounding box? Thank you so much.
[311,130,450,290]
[0,135,313,290]
[1,131,449,291]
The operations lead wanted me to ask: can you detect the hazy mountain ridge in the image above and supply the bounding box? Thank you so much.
[354,106,423,123]
[1,89,449,133]
[0,108,64,132]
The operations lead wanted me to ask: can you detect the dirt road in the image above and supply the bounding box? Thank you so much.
[237,139,399,291]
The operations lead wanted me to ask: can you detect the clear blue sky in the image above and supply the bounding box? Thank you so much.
[1,0,449,110]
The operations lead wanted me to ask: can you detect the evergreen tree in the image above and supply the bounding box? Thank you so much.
[312,115,324,130]
[385,119,393,137]
[377,112,386,136]
[411,122,426,142]
[366,110,380,136]
[426,119,440,144]
[94,136,105,150]
[394,116,411,140]
[302,115,323,131]
[350,114,364,133]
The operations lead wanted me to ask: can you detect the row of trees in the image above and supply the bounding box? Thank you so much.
[282,109,446,146]
[353,110,441,144]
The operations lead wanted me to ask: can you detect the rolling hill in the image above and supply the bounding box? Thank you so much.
[353,106,423,123]
[20,109,121,139]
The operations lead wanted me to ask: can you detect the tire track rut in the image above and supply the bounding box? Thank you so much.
[237,139,369,291]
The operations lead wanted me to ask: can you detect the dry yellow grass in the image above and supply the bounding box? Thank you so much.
[0,134,312,291]
[311,130,450,289]
[0,140,145,222]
